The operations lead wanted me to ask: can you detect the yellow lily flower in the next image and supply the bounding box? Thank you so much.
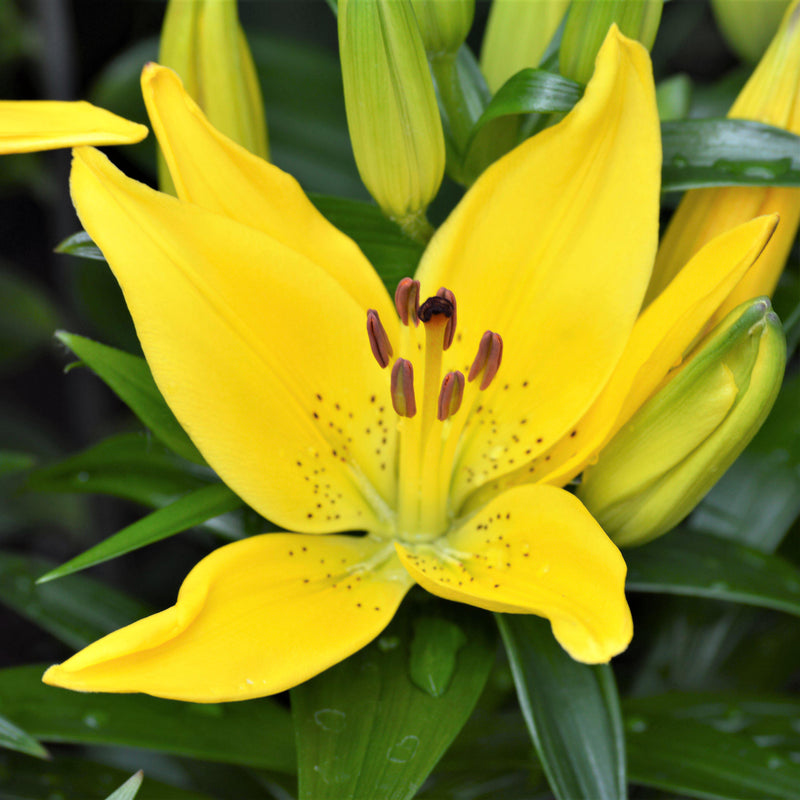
[0,101,146,154]
[36,28,774,704]
[647,0,800,316]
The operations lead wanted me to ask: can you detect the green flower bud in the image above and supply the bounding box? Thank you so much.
[339,0,445,238]
[480,0,571,93]
[560,0,663,85]
[711,0,791,63]
[579,298,786,547]
[159,0,269,190]
[410,0,475,56]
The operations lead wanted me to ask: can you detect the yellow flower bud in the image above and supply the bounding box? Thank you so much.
[711,0,791,63]
[560,0,663,85]
[579,298,786,547]
[480,0,571,93]
[410,0,475,57]
[647,0,800,318]
[339,0,445,237]
[159,0,269,191]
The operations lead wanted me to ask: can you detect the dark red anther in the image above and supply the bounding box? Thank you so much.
[437,371,465,421]
[468,331,503,390]
[366,309,393,368]
[391,359,417,417]
[394,278,420,327]
[436,288,457,350]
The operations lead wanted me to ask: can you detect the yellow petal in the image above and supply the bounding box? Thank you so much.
[646,0,800,310]
[534,214,779,487]
[415,28,660,507]
[71,146,397,533]
[43,534,412,701]
[396,485,632,664]
[0,101,147,154]
[141,64,393,321]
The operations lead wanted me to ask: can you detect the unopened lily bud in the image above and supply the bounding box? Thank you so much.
[647,0,800,316]
[410,0,475,57]
[579,298,785,547]
[339,0,445,236]
[159,0,268,190]
[560,1,663,85]
[480,0,571,92]
[711,0,790,63]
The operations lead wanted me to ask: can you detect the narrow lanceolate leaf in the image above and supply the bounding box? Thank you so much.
[626,714,800,799]
[662,119,800,191]
[625,529,800,616]
[310,193,424,290]
[0,713,49,759]
[105,771,143,800]
[471,69,583,135]
[0,551,151,649]
[497,615,626,800]
[0,666,296,773]
[27,432,212,508]
[37,483,243,584]
[56,230,106,260]
[0,749,212,800]
[292,603,495,800]
[56,331,204,464]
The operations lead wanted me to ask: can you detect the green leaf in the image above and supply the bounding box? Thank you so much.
[105,771,143,800]
[656,74,692,121]
[311,194,424,290]
[0,266,59,369]
[471,69,583,133]
[38,482,243,583]
[0,713,49,759]
[56,230,106,261]
[0,749,212,800]
[0,449,35,476]
[689,372,800,552]
[0,665,296,773]
[0,551,151,649]
[497,615,626,800]
[28,432,212,508]
[291,602,495,800]
[57,332,203,464]
[626,713,800,799]
[625,529,800,616]
[661,119,800,192]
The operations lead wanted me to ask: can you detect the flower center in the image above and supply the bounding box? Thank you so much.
[366,278,503,543]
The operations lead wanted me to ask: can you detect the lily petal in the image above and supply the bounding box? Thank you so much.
[71,146,396,533]
[141,64,394,322]
[536,214,779,487]
[396,485,632,664]
[43,534,412,701]
[417,29,660,504]
[0,100,147,153]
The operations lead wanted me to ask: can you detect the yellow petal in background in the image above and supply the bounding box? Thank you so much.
[0,101,147,154]
[70,146,397,534]
[43,534,412,701]
[417,28,660,506]
[396,485,632,664]
[141,64,395,323]
[647,0,800,314]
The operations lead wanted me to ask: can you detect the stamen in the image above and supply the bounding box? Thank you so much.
[468,331,503,390]
[391,359,417,417]
[437,371,465,421]
[366,309,393,368]
[394,278,420,327]
[436,288,457,350]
